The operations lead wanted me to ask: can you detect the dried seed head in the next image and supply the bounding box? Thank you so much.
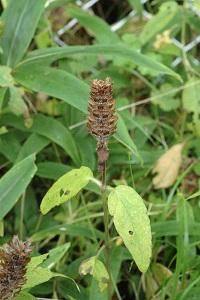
[0,235,32,300]
[87,78,117,173]
[87,77,117,139]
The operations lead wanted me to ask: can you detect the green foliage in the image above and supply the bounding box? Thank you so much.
[79,256,109,292]
[108,185,152,272]
[0,0,199,299]
[0,154,37,220]
[40,166,93,214]
[1,0,46,66]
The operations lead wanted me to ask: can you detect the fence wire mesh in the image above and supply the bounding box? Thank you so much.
[53,0,200,69]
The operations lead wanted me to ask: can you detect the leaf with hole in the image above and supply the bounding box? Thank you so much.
[108,185,152,272]
[79,256,109,292]
[40,166,93,214]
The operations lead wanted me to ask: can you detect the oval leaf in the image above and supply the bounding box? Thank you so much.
[0,154,37,220]
[40,166,93,214]
[108,185,152,272]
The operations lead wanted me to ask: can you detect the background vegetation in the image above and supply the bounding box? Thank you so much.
[0,0,200,299]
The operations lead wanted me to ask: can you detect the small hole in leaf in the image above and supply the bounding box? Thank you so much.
[129,230,133,235]
[64,190,70,195]
[59,189,64,197]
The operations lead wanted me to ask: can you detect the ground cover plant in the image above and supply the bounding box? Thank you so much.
[0,0,200,299]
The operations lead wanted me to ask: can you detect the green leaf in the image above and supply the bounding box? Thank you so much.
[14,65,138,155]
[16,133,50,162]
[0,154,37,220]
[187,191,200,200]
[108,185,152,272]
[40,166,93,214]
[0,66,14,87]
[79,256,109,292]
[30,114,80,165]
[14,64,89,113]
[0,132,21,162]
[31,223,103,242]
[115,114,138,155]
[13,292,36,300]
[182,77,200,114]
[18,44,182,81]
[24,254,56,289]
[9,86,27,116]
[140,1,181,45]
[68,6,119,44]
[42,243,71,269]
[0,113,80,164]
[36,162,71,180]
[1,0,46,66]
[128,0,143,16]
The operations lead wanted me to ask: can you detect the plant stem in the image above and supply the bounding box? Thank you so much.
[101,161,112,300]
[20,193,25,240]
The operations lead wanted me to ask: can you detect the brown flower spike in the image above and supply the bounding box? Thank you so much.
[87,78,117,174]
[0,235,32,300]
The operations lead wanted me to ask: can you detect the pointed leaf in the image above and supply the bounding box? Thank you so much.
[1,0,46,66]
[68,6,119,44]
[0,154,37,220]
[18,44,182,81]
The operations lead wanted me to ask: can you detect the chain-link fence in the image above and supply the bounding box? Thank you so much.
[52,0,200,69]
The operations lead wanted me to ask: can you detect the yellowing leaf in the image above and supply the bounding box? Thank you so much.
[152,143,184,189]
[40,166,93,214]
[182,77,200,114]
[0,66,14,87]
[108,185,152,272]
[79,256,109,292]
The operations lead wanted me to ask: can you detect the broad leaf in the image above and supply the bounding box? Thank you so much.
[0,154,37,220]
[16,133,50,162]
[1,0,46,66]
[40,166,93,214]
[14,64,89,113]
[18,44,182,81]
[24,254,63,289]
[79,256,109,292]
[108,185,152,272]
[30,114,80,165]
[36,161,71,180]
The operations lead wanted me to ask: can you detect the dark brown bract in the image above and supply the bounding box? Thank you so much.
[87,77,117,139]
[87,78,117,174]
[0,236,32,300]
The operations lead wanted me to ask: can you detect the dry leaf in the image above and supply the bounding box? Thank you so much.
[152,143,184,189]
